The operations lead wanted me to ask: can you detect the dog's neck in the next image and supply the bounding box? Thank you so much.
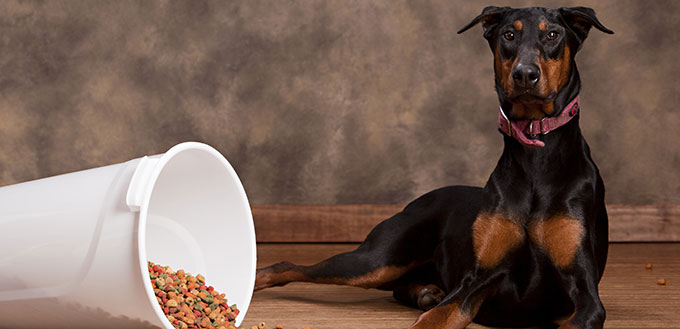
[493,67,591,181]
[500,113,585,166]
[498,95,580,148]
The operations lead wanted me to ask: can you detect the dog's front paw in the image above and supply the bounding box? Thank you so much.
[417,284,446,310]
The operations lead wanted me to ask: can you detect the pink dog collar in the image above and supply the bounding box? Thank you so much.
[498,95,580,148]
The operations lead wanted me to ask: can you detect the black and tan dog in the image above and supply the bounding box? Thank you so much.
[255,6,613,329]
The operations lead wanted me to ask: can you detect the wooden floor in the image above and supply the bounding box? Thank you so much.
[242,243,680,329]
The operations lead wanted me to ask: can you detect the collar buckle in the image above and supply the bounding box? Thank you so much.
[529,117,549,138]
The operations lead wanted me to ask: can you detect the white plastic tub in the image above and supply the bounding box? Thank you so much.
[0,142,256,329]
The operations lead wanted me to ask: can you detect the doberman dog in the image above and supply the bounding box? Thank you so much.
[255,6,613,329]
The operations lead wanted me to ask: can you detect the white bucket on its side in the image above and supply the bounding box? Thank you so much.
[0,142,256,329]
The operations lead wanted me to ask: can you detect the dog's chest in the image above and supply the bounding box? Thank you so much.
[471,213,585,269]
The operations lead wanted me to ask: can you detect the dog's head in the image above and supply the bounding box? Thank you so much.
[459,7,613,120]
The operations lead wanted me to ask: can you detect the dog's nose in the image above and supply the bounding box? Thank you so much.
[512,64,540,89]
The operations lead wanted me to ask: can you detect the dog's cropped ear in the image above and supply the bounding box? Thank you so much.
[458,6,511,38]
[559,7,613,44]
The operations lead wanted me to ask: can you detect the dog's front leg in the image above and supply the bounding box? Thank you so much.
[530,217,606,329]
[555,253,606,329]
[407,268,504,329]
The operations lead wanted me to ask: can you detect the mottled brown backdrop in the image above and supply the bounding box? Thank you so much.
[1,0,678,205]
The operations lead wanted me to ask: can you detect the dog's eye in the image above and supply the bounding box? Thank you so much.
[503,31,515,41]
[547,31,559,41]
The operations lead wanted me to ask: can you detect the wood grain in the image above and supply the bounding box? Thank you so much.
[244,243,680,329]
[252,204,680,242]
[607,204,680,242]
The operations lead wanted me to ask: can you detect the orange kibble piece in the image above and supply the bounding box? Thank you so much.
[276,325,283,329]
[657,278,667,285]
[165,299,178,308]
[198,291,208,299]
[645,263,653,269]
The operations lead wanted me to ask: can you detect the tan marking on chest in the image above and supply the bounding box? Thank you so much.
[529,216,585,268]
[472,213,525,268]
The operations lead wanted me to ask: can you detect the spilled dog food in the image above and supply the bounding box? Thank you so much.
[148,261,240,329]
[149,261,309,329]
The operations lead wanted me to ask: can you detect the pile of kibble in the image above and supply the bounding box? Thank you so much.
[148,261,239,329]
[148,261,310,329]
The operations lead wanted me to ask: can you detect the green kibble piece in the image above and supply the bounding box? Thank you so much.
[194,303,203,311]
[230,304,237,310]
[210,304,219,311]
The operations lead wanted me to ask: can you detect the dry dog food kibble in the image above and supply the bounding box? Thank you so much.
[148,262,309,329]
[148,261,240,329]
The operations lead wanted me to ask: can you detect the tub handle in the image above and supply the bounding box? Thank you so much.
[126,156,159,212]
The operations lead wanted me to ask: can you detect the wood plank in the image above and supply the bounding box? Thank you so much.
[252,204,680,242]
[607,204,680,242]
[244,243,680,329]
[252,204,401,242]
